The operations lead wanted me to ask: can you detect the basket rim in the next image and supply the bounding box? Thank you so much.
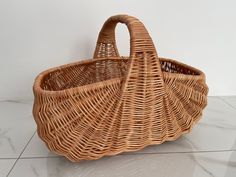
[33,58,126,96]
[33,57,206,96]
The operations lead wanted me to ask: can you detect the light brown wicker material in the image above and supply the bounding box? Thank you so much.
[33,15,208,162]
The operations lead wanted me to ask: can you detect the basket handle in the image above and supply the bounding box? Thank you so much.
[93,15,158,58]
[94,15,165,96]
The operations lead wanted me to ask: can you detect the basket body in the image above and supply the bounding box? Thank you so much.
[33,15,208,162]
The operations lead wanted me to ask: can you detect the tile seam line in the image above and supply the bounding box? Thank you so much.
[10,149,236,160]
[122,149,236,155]
[6,131,36,177]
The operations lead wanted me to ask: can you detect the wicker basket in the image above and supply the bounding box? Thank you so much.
[33,15,208,162]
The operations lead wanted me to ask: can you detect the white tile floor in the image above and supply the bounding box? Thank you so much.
[0,97,236,177]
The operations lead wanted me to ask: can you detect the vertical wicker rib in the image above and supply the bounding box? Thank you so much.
[33,15,208,162]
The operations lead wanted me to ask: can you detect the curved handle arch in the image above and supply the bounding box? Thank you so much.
[93,15,158,58]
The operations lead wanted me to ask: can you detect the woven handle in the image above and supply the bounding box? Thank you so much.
[93,15,158,58]
[94,15,164,94]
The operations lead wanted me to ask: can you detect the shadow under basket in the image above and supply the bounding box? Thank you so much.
[33,15,208,162]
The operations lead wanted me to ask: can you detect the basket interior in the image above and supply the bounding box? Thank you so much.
[39,58,201,92]
[40,59,129,91]
[160,58,201,76]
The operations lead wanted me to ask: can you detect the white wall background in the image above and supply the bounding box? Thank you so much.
[0,0,236,100]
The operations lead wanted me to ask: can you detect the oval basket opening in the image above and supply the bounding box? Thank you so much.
[39,59,129,92]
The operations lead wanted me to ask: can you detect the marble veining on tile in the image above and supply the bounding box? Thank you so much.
[0,101,36,158]
[0,159,16,177]
[0,128,16,152]
[220,96,236,109]
[8,151,236,177]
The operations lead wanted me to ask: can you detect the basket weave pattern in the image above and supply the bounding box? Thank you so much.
[33,15,208,162]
